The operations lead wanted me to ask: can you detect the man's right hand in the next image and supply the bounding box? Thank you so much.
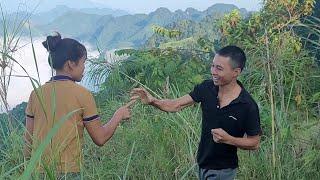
[131,88,195,113]
[130,88,155,105]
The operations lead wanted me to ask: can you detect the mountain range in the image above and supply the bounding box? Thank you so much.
[2,3,248,50]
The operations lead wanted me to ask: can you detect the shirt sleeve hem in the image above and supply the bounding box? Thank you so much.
[189,92,201,103]
[83,115,100,122]
[245,129,262,136]
[26,114,34,118]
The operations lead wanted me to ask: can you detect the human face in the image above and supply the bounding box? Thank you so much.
[210,54,240,86]
[70,56,86,82]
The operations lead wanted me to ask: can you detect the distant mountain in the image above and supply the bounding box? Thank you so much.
[145,4,249,49]
[79,7,128,17]
[1,3,247,49]
[173,4,247,22]
[30,5,75,25]
[32,3,247,49]
[3,5,129,26]
[31,5,129,25]
[0,102,27,134]
[38,11,102,38]
[204,3,247,16]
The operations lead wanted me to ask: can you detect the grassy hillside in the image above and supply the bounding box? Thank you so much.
[0,1,319,179]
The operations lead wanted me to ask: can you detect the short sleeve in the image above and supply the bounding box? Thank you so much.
[244,103,262,136]
[25,91,34,118]
[189,83,204,103]
[79,89,100,123]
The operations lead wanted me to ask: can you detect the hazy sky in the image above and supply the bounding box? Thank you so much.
[92,0,262,13]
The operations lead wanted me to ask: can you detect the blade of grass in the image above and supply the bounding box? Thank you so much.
[0,162,24,179]
[123,141,136,180]
[180,163,197,180]
[28,23,41,83]
[43,163,56,180]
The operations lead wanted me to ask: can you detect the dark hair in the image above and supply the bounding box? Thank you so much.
[216,45,246,71]
[42,32,87,70]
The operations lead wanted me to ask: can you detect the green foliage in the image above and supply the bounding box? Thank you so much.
[152,25,182,39]
[145,15,222,51]
[93,48,210,101]
[218,0,319,112]
[216,1,320,178]
[0,102,27,145]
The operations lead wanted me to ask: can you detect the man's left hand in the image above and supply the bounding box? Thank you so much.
[211,128,233,144]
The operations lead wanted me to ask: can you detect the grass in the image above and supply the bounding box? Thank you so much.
[1,92,319,179]
[80,97,201,179]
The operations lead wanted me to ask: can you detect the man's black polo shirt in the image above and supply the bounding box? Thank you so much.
[189,79,261,170]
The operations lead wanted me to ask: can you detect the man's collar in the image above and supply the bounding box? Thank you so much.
[49,75,75,82]
[211,80,249,104]
[235,80,249,104]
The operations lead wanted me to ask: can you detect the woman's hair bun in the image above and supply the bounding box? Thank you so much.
[42,32,62,52]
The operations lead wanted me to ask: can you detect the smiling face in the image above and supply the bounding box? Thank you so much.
[210,54,241,86]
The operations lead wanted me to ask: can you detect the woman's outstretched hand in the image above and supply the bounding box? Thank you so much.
[114,99,136,121]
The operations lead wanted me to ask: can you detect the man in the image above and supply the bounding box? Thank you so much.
[131,45,261,180]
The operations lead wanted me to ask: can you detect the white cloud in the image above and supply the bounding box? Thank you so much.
[7,37,51,109]
[5,37,99,109]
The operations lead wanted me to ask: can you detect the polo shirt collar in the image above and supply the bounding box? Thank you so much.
[49,75,75,82]
[233,80,250,104]
[211,80,250,104]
